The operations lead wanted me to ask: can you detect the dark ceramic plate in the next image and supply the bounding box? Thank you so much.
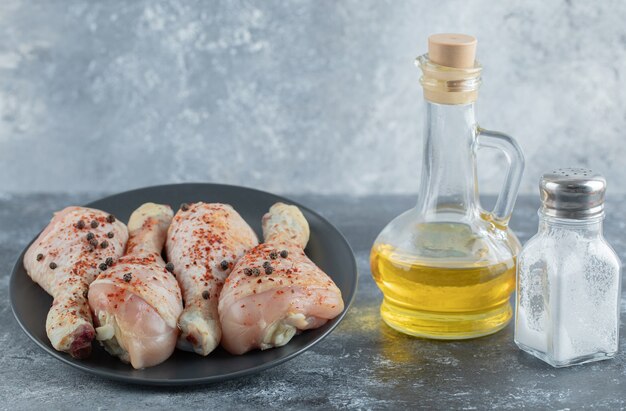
[10,183,357,385]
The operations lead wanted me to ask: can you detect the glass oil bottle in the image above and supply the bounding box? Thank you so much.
[370,34,525,339]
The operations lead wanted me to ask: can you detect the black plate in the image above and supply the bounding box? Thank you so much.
[10,183,357,385]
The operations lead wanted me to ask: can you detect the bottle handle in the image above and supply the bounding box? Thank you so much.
[476,128,525,225]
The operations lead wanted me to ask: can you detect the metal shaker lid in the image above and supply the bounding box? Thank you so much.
[540,168,606,218]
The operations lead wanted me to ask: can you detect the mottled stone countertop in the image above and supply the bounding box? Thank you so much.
[1,193,624,410]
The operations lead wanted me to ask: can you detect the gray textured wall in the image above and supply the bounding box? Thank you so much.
[1,0,625,196]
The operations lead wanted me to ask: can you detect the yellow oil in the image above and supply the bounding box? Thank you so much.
[370,224,516,339]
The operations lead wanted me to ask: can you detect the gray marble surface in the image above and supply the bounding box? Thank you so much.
[2,0,626,195]
[1,192,625,410]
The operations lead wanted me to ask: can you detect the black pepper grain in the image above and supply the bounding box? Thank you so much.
[244,268,252,276]
[100,240,109,249]
[251,268,261,276]
[269,251,278,260]
[165,262,175,273]
[107,232,114,239]
[99,263,108,271]
[265,266,274,274]
[220,260,229,270]
[49,262,57,270]
[180,203,190,211]
[263,261,271,268]
[105,257,113,267]
[89,238,99,247]
[280,250,289,258]
[202,290,210,300]
[76,220,85,229]
[123,272,132,282]
[36,253,44,261]
[86,232,95,241]
[90,220,99,229]
[106,214,116,223]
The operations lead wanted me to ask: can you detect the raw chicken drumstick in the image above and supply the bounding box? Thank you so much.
[166,203,259,355]
[89,203,183,369]
[23,207,128,358]
[219,203,344,355]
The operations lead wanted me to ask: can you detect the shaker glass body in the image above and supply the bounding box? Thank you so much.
[515,214,622,367]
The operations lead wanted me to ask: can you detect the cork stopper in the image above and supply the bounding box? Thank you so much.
[428,33,477,68]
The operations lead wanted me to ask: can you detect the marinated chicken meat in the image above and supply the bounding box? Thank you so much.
[89,203,183,369]
[219,203,344,355]
[166,203,258,355]
[23,207,128,358]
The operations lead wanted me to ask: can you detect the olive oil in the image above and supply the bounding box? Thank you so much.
[370,226,516,339]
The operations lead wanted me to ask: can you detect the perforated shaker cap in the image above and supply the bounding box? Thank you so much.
[540,168,606,219]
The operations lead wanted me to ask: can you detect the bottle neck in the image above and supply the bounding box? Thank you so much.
[416,101,479,219]
[538,211,604,238]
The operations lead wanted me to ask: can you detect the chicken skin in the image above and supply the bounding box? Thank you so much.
[219,203,344,355]
[23,207,128,358]
[166,203,258,355]
[89,203,183,369]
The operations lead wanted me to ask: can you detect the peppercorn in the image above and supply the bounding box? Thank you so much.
[76,220,85,229]
[280,250,289,258]
[202,290,210,300]
[106,214,116,223]
[180,203,190,211]
[265,266,274,275]
[251,268,261,276]
[36,253,44,261]
[99,263,108,271]
[263,261,271,268]
[107,232,114,239]
[269,251,278,260]
[164,262,174,272]
[100,240,109,249]
[244,268,252,276]
[123,272,132,282]
[90,220,99,229]
[89,238,99,247]
[105,257,113,267]
[49,262,57,270]
[86,232,95,241]
[220,260,229,270]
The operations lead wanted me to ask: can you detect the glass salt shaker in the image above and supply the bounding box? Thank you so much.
[515,168,622,367]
